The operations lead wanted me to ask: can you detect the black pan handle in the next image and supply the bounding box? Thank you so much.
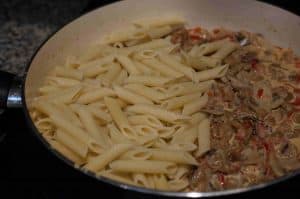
[0,71,23,110]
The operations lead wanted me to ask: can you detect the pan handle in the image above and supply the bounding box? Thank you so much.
[0,71,23,110]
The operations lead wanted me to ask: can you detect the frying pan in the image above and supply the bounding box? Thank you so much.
[1,0,300,197]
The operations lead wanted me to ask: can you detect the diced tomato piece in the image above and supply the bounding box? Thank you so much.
[257,88,264,98]
[251,59,258,71]
[190,34,201,41]
[218,173,225,187]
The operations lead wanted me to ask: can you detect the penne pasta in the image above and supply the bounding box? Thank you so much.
[128,114,164,128]
[182,93,208,115]
[49,140,85,165]
[124,75,173,87]
[158,52,195,80]
[124,84,166,102]
[150,149,198,165]
[193,64,228,82]
[140,58,183,78]
[195,118,210,157]
[77,88,116,104]
[113,85,153,104]
[126,104,190,124]
[162,93,202,110]
[116,55,140,75]
[104,97,137,139]
[85,143,133,172]
[55,129,88,158]
[101,62,122,86]
[109,160,177,174]
[55,67,83,80]
[71,104,111,149]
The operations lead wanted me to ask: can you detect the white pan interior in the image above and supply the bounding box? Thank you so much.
[25,0,300,113]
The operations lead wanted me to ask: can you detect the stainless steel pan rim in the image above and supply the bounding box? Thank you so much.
[20,0,300,197]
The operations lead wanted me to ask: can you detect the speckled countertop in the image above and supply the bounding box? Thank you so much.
[0,0,88,75]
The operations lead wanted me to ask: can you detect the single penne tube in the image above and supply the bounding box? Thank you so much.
[85,143,133,172]
[120,39,171,55]
[124,75,173,87]
[168,178,189,191]
[35,117,54,135]
[197,38,229,55]
[107,123,133,144]
[49,140,85,165]
[55,67,83,80]
[104,97,137,139]
[99,170,137,186]
[187,55,221,69]
[77,88,116,104]
[126,104,190,123]
[42,85,83,104]
[55,129,88,158]
[113,69,128,85]
[82,63,110,78]
[127,114,163,128]
[134,134,158,147]
[39,85,61,95]
[101,63,122,86]
[109,160,177,174]
[133,49,158,60]
[133,60,157,75]
[195,118,211,157]
[78,55,115,70]
[168,143,198,152]
[193,64,229,82]
[211,41,238,60]
[134,125,158,137]
[113,85,153,104]
[147,25,174,39]
[132,173,154,189]
[70,104,111,149]
[46,76,80,87]
[140,58,183,78]
[150,149,198,165]
[158,52,195,80]
[166,80,214,98]
[190,112,207,125]
[55,103,83,127]
[167,165,189,180]
[116,55,140,75]
[162,93,202,110]
[87,106,112,123]
[120,147,153,160]
[171,125,198,144]
[124,38,150,47]
[182,93,208,115]
[152,174,169,190]
[124,84,166,102]
[157,125,182,139]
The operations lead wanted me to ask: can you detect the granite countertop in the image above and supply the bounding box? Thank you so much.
[0,0,88,75]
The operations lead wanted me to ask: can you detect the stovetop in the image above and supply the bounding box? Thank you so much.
[1,0,300,198]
